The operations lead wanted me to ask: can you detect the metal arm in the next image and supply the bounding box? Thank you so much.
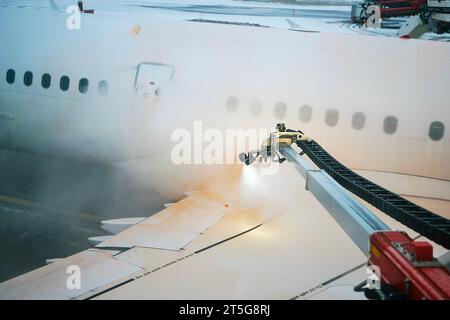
[279,143,390,255]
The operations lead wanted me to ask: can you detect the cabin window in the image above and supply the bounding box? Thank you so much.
[98,80,108,95]
[274,102,287,119]
[60,76,70,91]
[6,69,15,84]
[299,105,312,123]
[429,121,445,141]
[79,78,89,94]
[383,116,398,135]
[23,71,33,87]
[249,99,262,116]
[41,73,51,89]
[325,108,339,127]
[226,96,238,113]
[352,112,365,130]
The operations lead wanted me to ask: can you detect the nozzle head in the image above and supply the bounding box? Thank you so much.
[239,151,259,165]
[239,152,249,165]
[276,123,286,132]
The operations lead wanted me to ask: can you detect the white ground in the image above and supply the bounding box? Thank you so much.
[2,0,449,41]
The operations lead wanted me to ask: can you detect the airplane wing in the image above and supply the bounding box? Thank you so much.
[48,0,61,12]
[0,184,274,299]
[0,164,371,300]
[286,18,320,33]
[1,163,447,300]
[286,18,301,29]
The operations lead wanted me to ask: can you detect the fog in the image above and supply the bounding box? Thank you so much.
[1,4,450,285]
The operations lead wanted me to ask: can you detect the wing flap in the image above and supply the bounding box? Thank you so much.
[96,191,229,250]
[0,249,141,300]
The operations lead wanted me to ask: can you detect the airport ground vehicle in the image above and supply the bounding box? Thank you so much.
[352,0,450,33]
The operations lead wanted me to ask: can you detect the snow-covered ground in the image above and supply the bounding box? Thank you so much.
[1,0,449,41]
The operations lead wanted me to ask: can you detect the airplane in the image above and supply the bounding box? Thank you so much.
[0,1,449,299]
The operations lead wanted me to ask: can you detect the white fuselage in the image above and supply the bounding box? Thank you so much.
[1,7,449,202]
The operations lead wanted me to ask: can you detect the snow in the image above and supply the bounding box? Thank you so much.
[1,0,449,41]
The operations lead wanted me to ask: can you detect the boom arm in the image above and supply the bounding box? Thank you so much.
[240,124,450,300]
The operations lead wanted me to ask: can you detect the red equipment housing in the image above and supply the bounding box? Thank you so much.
[369,231,450,300]
[371,0,427,18]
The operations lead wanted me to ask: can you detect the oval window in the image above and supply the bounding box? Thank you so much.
[6,69,15,84]
[79,78,89,94]
[352,112,366,130]
[249,99,262,116]
[325,108,339,127]
[98,80,108,95]
[429,121,445,141]
[41,73,51,89]
[299,105,312,123]
[383,116,398,135]
[60,76,70,91]
[226,96,238,113]
[274,102,287,119]
[23,71,33,87]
